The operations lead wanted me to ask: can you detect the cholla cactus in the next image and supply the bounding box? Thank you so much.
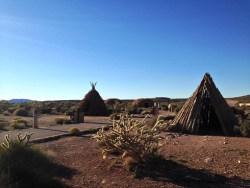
[94,114,166,163]
[1,133,33,150]
[1,134,11,150]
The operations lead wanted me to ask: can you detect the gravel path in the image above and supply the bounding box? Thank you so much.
[0,120,110,142]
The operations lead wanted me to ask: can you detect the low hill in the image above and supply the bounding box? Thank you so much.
[9,99,32,104]
[231,95,250,103]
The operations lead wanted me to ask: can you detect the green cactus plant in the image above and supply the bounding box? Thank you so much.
[93,114,166,170]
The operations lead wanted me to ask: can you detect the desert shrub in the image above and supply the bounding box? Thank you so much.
[55,118,72,125]
[10,118,28,129]
[40,107,52,114]
[94,114,166,173]
[13,108,29,117]
[8,107,17,114]
[240,121,250,137]
[55,118,64,125]
[141,110,151,115]
[3,111,10,116]
[161,105,168,111]
[0,122,8,130]
[157,115,175,122]
[0,119,9,130]
[109,113,120,121]
[68,127,80,135]
[126,103,138,114]
[0,134,65,188]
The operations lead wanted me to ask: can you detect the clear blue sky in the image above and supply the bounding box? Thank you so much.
[0,0,249,100]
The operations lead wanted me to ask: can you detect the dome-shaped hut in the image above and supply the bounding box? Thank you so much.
[79,82,108,116]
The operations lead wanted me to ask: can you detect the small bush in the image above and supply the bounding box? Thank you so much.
[94,114,166,173]
[109,113,120,120]
[126,104,138,114]
[0,119,9,130]
[3,111,10,116]
[10,119,28,129]
[157,115,175,121]
[68,127,80,135]
[161,105,168,111]
[13,108,29,117]
[240,121,250,137]
[55,118,64,125]
[55,118,72,125]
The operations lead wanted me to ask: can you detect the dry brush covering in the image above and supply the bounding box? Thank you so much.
[79,82,108,116]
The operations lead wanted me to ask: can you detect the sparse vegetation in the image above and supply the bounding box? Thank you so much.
[94,114,165,174]
[240,120,250,137]
[157,114,175,122]
[11,118,28,128]
[55,117,72,125]
[3,111,10,116]
[109,113,120,120]
[69,127,80,135]
[10,118,28,129]
[0,134,65,188]
[13,108,30,117]
[0,119,9,130]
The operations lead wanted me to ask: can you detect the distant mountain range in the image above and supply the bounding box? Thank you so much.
[9,99,32,104]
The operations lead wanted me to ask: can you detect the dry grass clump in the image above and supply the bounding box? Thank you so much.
[68,127,80,135]
[10,118,28,129]
[55,118,72,125]
[157,114,175,122]
[240,120,250,137]
[0,119,9,130]
[94,114,166,173]
[3,111,10,116]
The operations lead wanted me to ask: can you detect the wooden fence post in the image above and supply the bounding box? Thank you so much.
[33,108,38,128]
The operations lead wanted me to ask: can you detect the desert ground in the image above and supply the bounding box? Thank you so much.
[0,114,110,128]
[38,133,250,188]
[0,97,249,188]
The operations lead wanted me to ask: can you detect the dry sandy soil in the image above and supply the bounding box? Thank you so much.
[38,133,250,188]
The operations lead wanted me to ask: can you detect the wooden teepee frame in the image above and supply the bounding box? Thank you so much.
[90,82,97,90]
[169,73,236,136]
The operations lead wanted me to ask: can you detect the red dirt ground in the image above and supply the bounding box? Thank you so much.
[38,134,250,188]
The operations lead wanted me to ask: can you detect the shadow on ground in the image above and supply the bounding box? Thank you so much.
[136,155,250,188]
[84,121,110,125]
[0,144,78,188]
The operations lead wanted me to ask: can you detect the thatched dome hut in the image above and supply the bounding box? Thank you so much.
[79,83,108,116]
[132,98,154,108]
